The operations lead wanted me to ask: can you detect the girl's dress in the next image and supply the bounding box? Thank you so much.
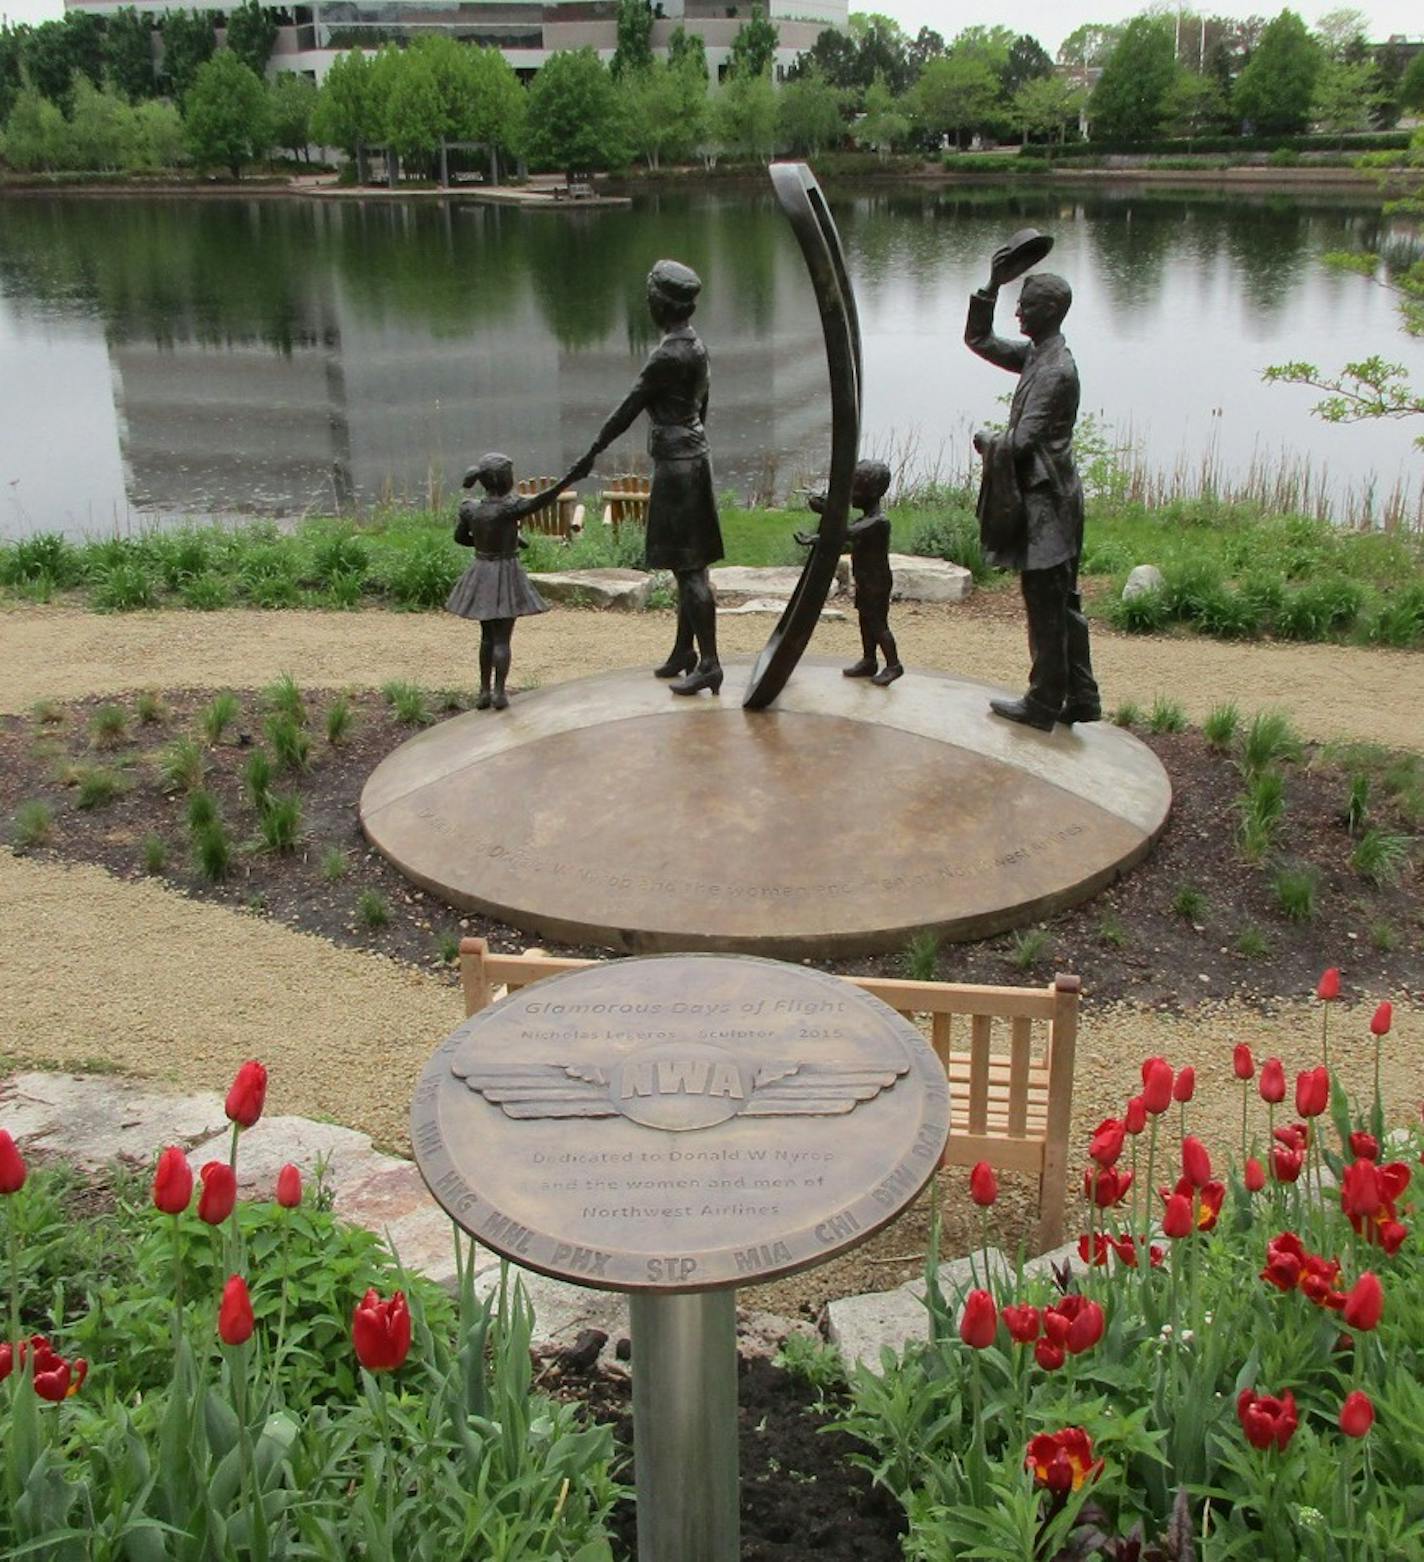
[445,491,549,621]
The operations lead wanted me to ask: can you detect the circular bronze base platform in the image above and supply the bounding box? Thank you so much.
[360,658,1172,958]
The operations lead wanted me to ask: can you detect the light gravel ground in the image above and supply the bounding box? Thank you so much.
[3,601,1421,750]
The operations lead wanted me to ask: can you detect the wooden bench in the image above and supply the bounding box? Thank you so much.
[514,477,582,540]
[600,474,651,535]
[457,938,1079,1250]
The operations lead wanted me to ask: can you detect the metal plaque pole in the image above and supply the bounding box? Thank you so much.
[629,1290,739,1562]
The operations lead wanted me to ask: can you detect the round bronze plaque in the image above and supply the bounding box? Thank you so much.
[411,955,950,1292]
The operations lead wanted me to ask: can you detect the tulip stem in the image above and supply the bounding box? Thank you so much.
[228,1120,241,1175]
[232,1348,264,1562]
[6,1195,20,1351]
[1321,1005,1329,1071]
[273,1212,292,1395]
[171,1215,184,1354]
[1240,1082,1248,1170]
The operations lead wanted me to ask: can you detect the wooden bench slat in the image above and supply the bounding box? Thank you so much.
[942,1135,1046,1174]
[1008,1016,1033,1137]
[967,1014,991,1135]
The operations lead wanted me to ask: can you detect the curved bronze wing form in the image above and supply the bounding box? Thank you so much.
[741,1061,908,1116]
[742,162,864,711]
[453,1061,617,1119]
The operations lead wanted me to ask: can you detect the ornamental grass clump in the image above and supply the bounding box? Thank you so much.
[837,983,1424,1561]
[0,1060,620,1558]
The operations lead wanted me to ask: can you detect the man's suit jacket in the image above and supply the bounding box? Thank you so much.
[965,289,1084,573]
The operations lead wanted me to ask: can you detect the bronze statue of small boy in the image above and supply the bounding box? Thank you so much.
[445,453,561,710]
[797,458,902,686]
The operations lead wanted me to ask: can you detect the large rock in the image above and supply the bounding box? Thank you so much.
[1122,564,1165,601]
[528,568,651,611]
[888,554,974,603]
[719,597,845,620]
[710,564,847,598]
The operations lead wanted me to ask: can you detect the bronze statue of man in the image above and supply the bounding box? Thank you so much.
[569,259,724,696]
[966,240,1100,731]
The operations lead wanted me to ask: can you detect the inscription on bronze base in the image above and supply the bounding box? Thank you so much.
[411,955,950,1292]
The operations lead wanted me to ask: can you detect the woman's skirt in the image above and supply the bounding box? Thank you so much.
[645,455,724,573]
[445,556,548,621]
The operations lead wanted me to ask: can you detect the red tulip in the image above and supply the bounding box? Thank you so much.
[1034,1337,1065,1372]
[959,1288,998,1350]
[1088,1118,1126,1167]
[1044,1294,1104,1354]
[1109,1234,1165,1269]
[1341,1160,1382,1221]
[1078,1231,1113,1267]
[1232,1044,1255,1080]
[1339,1390,1374,1438]
[1299,1253,1345,1311]
[0,1130,27,1195]
[1237,1388,1298,1451]
[1271,1146,1304,1184]
[218,1275,255,1346]
[1317,968,1340,1001]
[1378,1162,1411,1203]
[969,1161,998,1207]
[152,1146,194,1215]
[1342,1272,1383,1332]
[1173,1066,1195,1103]
[1162,1192,1193,1239]
[1262,1232,1307,1291]
[225,1060,268,1129]
[1244,1157,1266,1193]
[1001,1303,1040,1344]
[10,1337,85,1402]
[276,1163,302,1208]
[197,1161,237,1225]
[1274,1121,1309,1151]
[1349,1131,1379,1161]
[1259,1058,1285,1104]
[1124,1096,1147,1135]
[1181,1136,1212,1188]
[1369,1002,1392,1038]
[1026,1428,1102,1493]
[1296,1066,1329,1119]
[1083,1165,1133,1208]
[1378,1219,1408,1255]
[1141,1057,1174,1116]
[352,1289,412,1372]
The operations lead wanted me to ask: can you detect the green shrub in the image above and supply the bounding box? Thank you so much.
[325,695,354,745]
[265,713,311,772]
[0,531,84,589]
[185,789,219,831]
[242,747,274,810]
[1107,588,1169,634]
[238,544,302,607]
[1364,585,1424,648]
[180,571,232,610]
[1271,862,1318,921]
[1236,572,1286,628]
[1161,559,1224,621]
[258,793,303,853]
[1202,702,1239,751]
[308,528,371,587]
[320,845,349,881]
[89,702,129,749]
[191,819,232,880]
[1171,883,1207,921]
[383,680,433,727]
[148,529,213,589]
[157,737,205,793]
[74,765,124,809]
[357,889,390,928]
[264,671,306,724]
[1351,827,1409,886]
[320,571,366,609]
[13,799,55,847]
[92,560,159,612]
[1147,695,1187,734]
[1239,710,1302,775]
[382,535,463,609]
[1194,585,1262,640]
[135,691,166,725]
[905,510,988,582]
[201,690,240,744]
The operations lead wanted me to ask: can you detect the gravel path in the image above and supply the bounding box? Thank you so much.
[4,602,1421,750]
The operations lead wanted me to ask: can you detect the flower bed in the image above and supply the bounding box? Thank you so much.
[834,989,1422,1559]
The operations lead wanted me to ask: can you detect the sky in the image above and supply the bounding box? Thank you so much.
[1,0,1420,53]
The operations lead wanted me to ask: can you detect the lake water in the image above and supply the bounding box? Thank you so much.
[1,183,1421,541]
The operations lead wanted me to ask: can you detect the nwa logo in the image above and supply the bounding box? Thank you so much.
[454,1040,905,1132]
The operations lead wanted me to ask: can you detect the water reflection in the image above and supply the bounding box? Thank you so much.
[0,185,1418,539]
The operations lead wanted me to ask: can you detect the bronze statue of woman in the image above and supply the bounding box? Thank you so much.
[569,260,724,696]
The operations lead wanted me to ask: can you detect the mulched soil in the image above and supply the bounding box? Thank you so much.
[539,1346,904,1562]
[2,686,1418,1009]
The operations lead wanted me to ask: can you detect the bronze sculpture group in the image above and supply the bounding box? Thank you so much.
[446,226,1099,728]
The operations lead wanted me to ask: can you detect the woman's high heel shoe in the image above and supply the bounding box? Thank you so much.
[671,664,723,697]
[653,650,697,679]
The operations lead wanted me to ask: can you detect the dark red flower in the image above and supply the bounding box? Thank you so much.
[1001,1303,1040,1344]
[11,1337,86,1402]
[1339,1390,1373,1438]
[1181,1136,1212,1189]
[225,1060,268,1129]
[1341,1160,1382,1221]
[1378,1162,1411,1203]
[197,1161,237,1226]
[1271,1146,1304,1184]
[352,1289,412,1372]
[0,1343,10,1381]
[1244,1157,1266,1193]
[1298,1254,1345,1311]
[1124,1096,1147,1135]
[1173,1067,1195,1104]
[1233,1044,1255,1080]
[1026,1428,1102,1493]
[1109,1234,1165,1269]
[0,1130,27,1195]
[1083,1165,1133,1208]
[969,1161,998,1208]
[1370,1002,1392,1038]
[1296,1066,1329,1119]
[218,1275,255,1346]
[959,1288,998,1350]
[1237,1387,1298,1451]
[1377,1218,1409,1255]
[1045,1294,1105,1355]
[1141,1057,1174,1116]
[1274,1121,1309,1152]
[1349,1132,1379,1161]
[1078,1231,1113,1267]
[276,1163,302,1208]
[1317,968,1340,1001]
[1162,1192,1193,1239]
[1342,1272,1383,1332]
[1191,1179,1226,1232]
[1088,1118,1126,1167]
[1262,1232,1308,1291]
[1259,1057,1286,1104]
[1034,1337,1065,1372]
[152,1146,194,1215]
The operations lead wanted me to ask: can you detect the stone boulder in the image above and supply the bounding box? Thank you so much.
[527,568,651,611]
[1122,564,1166,601]
[719,597,845,620]
[710,563,848,598]
[889,554,974,603]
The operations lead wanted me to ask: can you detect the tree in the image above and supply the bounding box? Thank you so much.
[160,10,216,99]
[626,57,705,168]
[850,14,911,94]
[268,69,316,161]
[907,27,945,76]
[522,48,628,174]
[1003,34,1054,98]
[853,71,910,156]
[103,9,158,102]
[1010,74,1084,146]
[0,26,23,121]
[1313,7,1370,60]
[310,48,376,167]
[1312,54,1381,142]
[224,0,277,79]
[68,76,137,169]
[728,7,779,81]
[709,68,776,160]
[382,48,444,171]
[915,51,1001,149]
[1232,9,1320,135]
[1089,16,1177,142]
[0,85,71,171]
[1398,50,1424,114]
[777,68,845,156]
[133,97,185,167]
[1160,69,1228,140]
[464,43,527,168]
[23,15,104,106]
[183,48,269,176]
[611,0,652,80]
[1057,22,1126,69]
[668,25,708,84]
[793,28,858,89]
